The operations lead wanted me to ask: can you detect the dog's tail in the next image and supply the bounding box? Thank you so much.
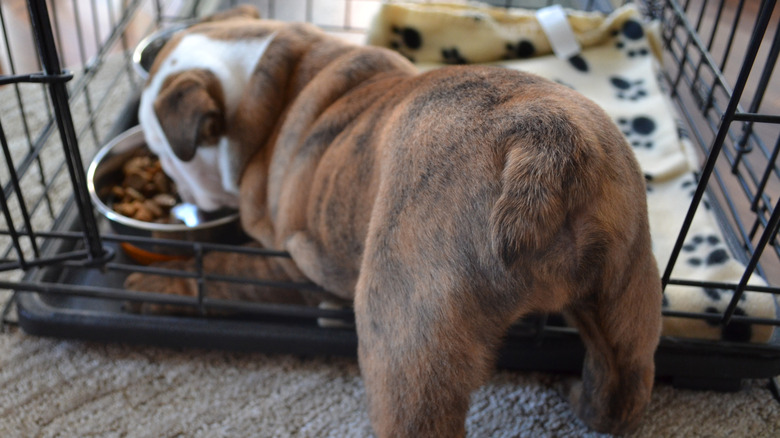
[489,110,596,266]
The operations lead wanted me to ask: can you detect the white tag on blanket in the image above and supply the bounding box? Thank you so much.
[536,5,581,59]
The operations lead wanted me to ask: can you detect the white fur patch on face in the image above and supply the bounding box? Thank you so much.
[138,31,275,212]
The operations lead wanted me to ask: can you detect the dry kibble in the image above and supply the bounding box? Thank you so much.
[133,204,154,222]
[124,172,148,192]
[125,186,145,201]
[114,202,138,217]
[111,151,179,223]
[153,193,177,208]
[143,199,163,217]
[123,156,152,174]
[152,171,170,193]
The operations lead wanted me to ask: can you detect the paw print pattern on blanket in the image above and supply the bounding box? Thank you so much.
[390,25,422,62]
[704,305,753,342]
[681,234,730,268]
[702,287,747,302]
[505,40,536,59]
[442,47,468,64]
[663,283,752,342]
[567,54,589,73]
[614,19,651,58]
[618,116,656,149]
[680,177,712,210]
[644,174,654,193]
[610,76,648,100]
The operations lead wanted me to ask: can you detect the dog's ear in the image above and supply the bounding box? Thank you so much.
[153,69,225,161]
[200,5,261,23]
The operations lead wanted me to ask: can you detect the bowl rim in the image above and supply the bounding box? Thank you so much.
[87,125,240,232]
[131,22,193,79]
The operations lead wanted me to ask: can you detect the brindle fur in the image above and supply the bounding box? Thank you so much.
[137,9,662,436]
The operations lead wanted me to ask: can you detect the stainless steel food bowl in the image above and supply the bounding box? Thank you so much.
[132,23,191,79]
[88,126,242,263]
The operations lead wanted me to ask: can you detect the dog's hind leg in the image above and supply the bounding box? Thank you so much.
[353,260,515,438]
[564,246,662,435]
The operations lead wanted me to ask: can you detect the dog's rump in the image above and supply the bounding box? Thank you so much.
[353,65,646,277]
[349,65,659,437]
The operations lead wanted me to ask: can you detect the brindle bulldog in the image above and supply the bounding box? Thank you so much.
[130,6,662,436]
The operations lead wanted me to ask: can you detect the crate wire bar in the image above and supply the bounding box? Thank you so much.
[660,0,780,326]
[0,0,203,328]
[0,0,779,391]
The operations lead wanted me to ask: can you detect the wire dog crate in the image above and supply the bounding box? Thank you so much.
[0,0,778,395]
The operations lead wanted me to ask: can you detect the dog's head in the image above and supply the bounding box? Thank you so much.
[138,6,274,211]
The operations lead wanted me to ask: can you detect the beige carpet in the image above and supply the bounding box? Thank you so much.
[0,21,779,438]
[0,327,778,437]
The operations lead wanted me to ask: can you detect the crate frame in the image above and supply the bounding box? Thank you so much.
[0,0,778,394]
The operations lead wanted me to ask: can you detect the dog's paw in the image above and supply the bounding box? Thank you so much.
[123,260,200,315]
[565,379,584,416]
[556,376,580,401]
[567,376,645,435]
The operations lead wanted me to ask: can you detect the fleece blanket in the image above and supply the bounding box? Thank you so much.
[367,1,777,343]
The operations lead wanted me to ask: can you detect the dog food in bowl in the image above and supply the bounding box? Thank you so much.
[88,126,244,264]
[110,153,178,223]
